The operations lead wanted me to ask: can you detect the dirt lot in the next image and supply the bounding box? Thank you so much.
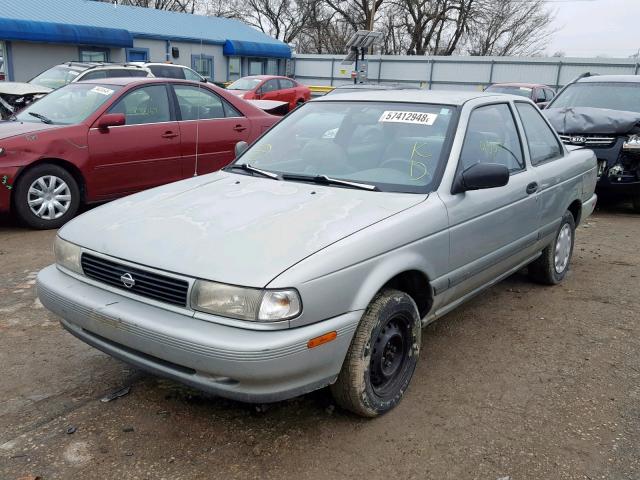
[1,202,639,480]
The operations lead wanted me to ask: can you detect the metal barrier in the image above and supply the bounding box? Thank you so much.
[292,54,640,91]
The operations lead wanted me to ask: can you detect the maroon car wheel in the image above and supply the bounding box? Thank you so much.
[13,164,80,230]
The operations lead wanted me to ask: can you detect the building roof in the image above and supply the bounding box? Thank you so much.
[0,0,291,57]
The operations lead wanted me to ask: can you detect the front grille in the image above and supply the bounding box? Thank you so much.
[559,134,616,147]
[81,253,189,307]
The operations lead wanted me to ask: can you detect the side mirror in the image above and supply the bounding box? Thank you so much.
[452,163,509,194]
[235,141,249,158]
[97,113,125,131]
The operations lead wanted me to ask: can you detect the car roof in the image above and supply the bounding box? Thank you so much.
[333,84,418,90]
[242,75,285,80]
[77,77,202,87]
[577,74,640,83]
[488,82,547,88]
[314,89,510,106]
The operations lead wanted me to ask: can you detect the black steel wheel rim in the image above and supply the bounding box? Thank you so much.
[369,313,412,398]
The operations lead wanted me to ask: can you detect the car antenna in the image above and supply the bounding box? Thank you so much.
[193,37,204,177]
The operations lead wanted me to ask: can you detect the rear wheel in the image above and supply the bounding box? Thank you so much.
[13,164,80,229]
[528,210,575,285]
[330,289,421,417]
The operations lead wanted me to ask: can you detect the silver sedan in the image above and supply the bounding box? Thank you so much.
[38,89,597,417]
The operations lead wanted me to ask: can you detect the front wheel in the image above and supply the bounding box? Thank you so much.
[528,210,576,285]
[13,164,80,229]
[632,192,640,213]
[330,289,421,417]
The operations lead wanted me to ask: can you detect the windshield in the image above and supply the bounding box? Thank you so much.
[227,77,263,91]
[550,82,640,113]
[29,66,82,89]
[233,101,457,193]
[15,83,121,125]
[485,85,532,98]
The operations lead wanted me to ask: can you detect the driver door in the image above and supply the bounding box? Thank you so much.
[439,102,540,302]
[87,84,182,199]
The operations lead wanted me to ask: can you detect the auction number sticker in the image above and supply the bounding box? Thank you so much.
[379,111,437,125]
[91,86,114,96]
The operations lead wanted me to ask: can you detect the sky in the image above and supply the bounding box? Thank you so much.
[546,0,640,58]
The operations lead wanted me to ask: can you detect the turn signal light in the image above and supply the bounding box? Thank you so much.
[307,331,337,349]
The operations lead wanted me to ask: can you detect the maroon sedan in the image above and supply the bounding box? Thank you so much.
[484,83,556,108]
[0,78,278,229]
[226,75,311,111]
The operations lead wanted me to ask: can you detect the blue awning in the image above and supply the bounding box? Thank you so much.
[0,17,133,48]
[223,40,291,59]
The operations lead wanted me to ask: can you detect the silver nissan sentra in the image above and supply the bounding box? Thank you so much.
[37,90,597,417]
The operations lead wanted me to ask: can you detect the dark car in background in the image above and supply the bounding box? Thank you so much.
[543,74,640,212]
[227,75,311,111]
[0,78,279,229]
[485,83,555,109]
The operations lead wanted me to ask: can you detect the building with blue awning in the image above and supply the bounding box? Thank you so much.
[0,0,292,83]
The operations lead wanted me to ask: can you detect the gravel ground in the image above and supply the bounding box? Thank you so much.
[1,202,639,480]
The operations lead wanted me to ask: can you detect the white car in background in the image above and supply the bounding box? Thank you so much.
[0,62,151,119]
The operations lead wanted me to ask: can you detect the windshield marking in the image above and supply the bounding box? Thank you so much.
[409,142,430,180]
[91,86,114,96]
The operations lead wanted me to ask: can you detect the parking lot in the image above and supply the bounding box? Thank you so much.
[0,201,637,480]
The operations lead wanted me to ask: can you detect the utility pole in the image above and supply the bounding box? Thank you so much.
[369,0,377,54]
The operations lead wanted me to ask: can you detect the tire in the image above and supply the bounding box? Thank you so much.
[330,288,421,417]
[528,210,576,285]
[13,163,80,229]
[632,193,640,213]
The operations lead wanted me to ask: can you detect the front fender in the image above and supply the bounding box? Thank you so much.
[269,195,450,328]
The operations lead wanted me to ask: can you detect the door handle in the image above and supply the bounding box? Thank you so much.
[161,131,178,139]
[233,125,247,132]
[526,182,539,194]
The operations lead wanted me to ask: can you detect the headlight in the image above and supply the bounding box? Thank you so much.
[54,236,83,274]
[192,280,301,322]
[623,134,640,151]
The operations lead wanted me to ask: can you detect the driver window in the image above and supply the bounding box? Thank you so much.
[109,85,171,125]
[459,104,524,174]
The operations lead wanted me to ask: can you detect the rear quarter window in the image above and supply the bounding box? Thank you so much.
[515,102,564,165]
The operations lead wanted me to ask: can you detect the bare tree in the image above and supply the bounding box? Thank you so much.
[464,0,555,56]
[101,0,197,11]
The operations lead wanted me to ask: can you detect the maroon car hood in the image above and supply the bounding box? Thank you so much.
[0,121,66,140]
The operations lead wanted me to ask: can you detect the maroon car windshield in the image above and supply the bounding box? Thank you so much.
[14,83,122,125]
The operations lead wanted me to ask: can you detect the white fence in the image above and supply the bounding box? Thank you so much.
[292,54,640,90]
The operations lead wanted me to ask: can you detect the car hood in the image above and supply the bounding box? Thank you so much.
[0,82,52,96]
[0,120,67,140]
[60,172,425,287]
[544,106,640,135]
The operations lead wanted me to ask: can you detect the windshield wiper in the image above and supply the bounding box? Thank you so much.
[226,163,280,180]
[282,173,378,191]
[28,112,53,124]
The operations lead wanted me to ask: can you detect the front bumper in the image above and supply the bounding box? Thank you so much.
[37,265,361,403]
[596,175,640,196]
